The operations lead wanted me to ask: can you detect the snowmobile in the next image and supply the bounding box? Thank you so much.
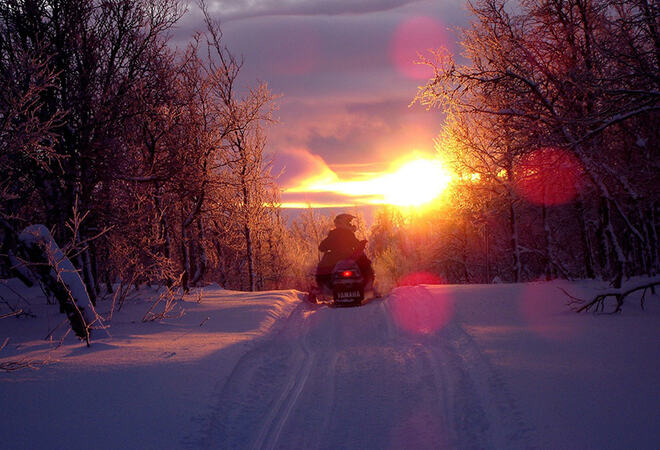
[307,227,377,306]
[309,255,375,307]
[328,258,367,306]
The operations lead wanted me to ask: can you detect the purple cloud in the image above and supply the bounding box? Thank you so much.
[205,0,422,21]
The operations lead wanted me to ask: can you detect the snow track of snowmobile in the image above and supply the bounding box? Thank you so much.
[200,286,535,449]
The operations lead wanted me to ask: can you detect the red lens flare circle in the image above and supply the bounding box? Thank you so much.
[389,284,454,335]
[398,272,444,286]
[390,16,449,80]
[514,148,584,205]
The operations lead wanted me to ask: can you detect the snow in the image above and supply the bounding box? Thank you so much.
[18,224,96,316]
[1,278,659,449]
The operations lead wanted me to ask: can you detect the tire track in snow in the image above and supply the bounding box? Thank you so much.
[200,289,535,449]
[251,318,316,450]
[420,330,493,449]
[444,322,537,449]
[385,285,536,449]
[199,303,314,449]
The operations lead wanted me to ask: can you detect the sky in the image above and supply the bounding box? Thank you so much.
[178,0,472,208]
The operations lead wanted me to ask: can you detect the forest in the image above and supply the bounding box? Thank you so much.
[1,0,658,339]
[412,0,659,287]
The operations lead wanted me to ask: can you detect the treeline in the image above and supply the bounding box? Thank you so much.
[404,0,659,286]
[2,0,658,314]
[0,0,289,303]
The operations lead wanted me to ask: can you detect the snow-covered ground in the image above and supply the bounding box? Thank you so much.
[1,278,658,449]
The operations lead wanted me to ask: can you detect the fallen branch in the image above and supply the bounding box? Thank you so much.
[0,337,52,372]
[564,279,660,313]
[0,310,23,319]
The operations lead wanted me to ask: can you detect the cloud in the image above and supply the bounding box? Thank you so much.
[210,2,469,99]
[176,0,465,208]
[267,96,444,169]
[271,147,338,188]
[205,0,422,21]
[266,97,394,166]
[280,190,382,208]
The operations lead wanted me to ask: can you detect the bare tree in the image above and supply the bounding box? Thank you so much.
[415,0,659,292]
[196,5,278,291]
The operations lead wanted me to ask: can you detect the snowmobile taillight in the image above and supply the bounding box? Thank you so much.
[341,270,354,277]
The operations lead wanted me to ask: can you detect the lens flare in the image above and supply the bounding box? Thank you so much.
[389,284,453,335]
[390,16,449,80]
[514,148,584,205]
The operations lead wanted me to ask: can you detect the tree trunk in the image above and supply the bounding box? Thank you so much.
[181,209,191,293]
[461,217,470,283]
[508,195,521,283]
[601,197,626,283]
[82,246,97,306]
[649,201,659,275]
[542,203,554,281]
[190,218,206,285]
[244,223,255,291]
[575,198,595,278]
[484,221,490,283]
[19,225,96,344]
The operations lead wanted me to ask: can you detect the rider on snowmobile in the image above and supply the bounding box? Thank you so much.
[315,213,374,292]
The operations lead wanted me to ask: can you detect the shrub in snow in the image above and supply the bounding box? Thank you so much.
[19,225,97,344]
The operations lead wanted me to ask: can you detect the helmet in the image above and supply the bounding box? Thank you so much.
[334,213,356,228]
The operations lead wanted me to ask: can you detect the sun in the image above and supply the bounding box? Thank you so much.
[281,155,453,208]
[378,158,452,206]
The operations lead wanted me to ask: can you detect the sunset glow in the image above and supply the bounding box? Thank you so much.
[282,156,453,208]
[380,158,452,206]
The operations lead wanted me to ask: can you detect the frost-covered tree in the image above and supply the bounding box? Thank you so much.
[0,0,186,302]
[0,0,290,340]
[282,208,333,290]
[416,0,659,286]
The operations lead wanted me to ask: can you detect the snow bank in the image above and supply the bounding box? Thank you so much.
[0,284,304,449]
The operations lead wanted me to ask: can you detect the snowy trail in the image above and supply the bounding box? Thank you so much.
[3,280,657,449]
[200,286,533,449]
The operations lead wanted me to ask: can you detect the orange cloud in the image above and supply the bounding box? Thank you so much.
[273,147,339,189]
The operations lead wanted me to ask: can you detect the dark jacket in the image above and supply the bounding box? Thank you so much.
[316,228,361,275]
